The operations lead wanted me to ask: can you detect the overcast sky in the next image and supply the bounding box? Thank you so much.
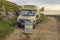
[7,0,60,9]
[7,0,60,5]
[7,0,60,15]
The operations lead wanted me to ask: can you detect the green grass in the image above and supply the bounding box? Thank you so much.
[0,20,14,40]
[40,13,48,23]
[56,16,60,22]
[0,0,22,11]
[6,17,17,26]
[53,16,60,22]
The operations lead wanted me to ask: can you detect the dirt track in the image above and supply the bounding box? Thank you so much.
[5,17,60,40]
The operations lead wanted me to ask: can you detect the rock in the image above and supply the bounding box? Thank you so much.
[7,11,16,19]
[0,12,6,16]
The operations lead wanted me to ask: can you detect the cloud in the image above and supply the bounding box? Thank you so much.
[44,4,60,15]
[7,0,60,15]
[43,0,60,4]
[7,0,44,5]
[7,0,60,10]
[45,4,60,10]
[7,0,60,7]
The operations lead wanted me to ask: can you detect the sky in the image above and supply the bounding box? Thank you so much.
[7,0,60,5]
[7,0,60,15]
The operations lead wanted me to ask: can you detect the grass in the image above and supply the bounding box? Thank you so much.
[7,17,17,26]
[0,19,15,40]
[40,13,48,23]
[53,15,60,22]
[55,16,60,22]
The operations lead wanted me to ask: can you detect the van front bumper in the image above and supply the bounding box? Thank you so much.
[17,20,35,26]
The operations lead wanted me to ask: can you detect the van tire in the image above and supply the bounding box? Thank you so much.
[33,24,36,29]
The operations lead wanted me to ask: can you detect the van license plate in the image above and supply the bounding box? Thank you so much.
[24,21,33,34]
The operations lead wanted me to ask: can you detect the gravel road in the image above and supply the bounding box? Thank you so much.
[5,17,60,40]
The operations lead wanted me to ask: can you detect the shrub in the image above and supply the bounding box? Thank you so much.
[0,20,14,39]
[40,13,48,23]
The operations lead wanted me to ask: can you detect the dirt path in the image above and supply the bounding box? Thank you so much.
[5,17,60,40]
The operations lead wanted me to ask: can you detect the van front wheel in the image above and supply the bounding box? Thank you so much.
[33,24,36,29]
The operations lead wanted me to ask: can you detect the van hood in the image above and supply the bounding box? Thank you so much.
[17,15,36,21]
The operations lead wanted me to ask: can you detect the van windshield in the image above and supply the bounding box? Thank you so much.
[20,10,36,16]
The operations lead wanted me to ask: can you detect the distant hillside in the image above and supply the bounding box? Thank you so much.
[0,0,22,11]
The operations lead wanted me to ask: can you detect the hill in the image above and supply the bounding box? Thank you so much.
[0,0,22,11]
[0,0,22,20]
[0,0,22,40]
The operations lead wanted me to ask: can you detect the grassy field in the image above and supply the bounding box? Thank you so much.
[0,18,17,40]
[55,16,60,22]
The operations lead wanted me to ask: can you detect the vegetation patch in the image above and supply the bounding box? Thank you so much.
[0,0,19,40]
[40,13,48,23]
[52,15,60,22]
[0,0,22,12]
[0,20,14,40]
[7,17,17,26]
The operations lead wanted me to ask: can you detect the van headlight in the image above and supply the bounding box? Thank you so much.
[30,20,35,23]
